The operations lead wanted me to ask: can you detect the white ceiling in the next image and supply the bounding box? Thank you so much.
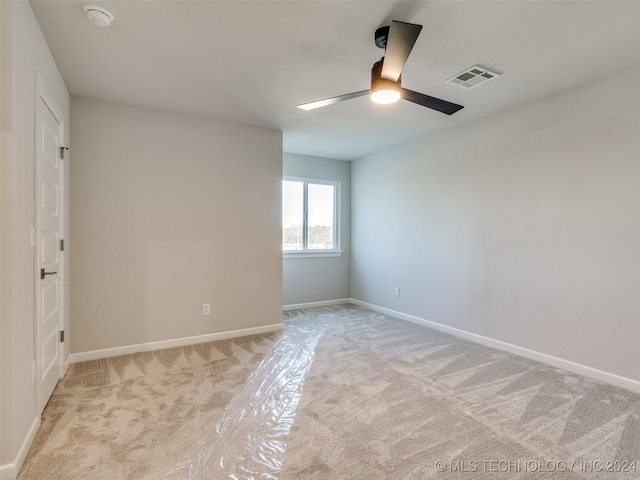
[30,1,640,160]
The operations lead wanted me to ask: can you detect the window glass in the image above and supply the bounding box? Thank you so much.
[282,180,304,250]
[307,183,334,250]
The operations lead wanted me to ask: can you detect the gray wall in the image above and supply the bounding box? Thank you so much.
[70,98,283,354]
[283,153,351,306]
[0,0,71,474]
[351,66,640,383]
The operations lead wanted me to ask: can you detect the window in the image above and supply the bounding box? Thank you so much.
[282,177,340,256]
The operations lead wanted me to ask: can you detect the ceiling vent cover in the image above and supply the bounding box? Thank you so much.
[446,65,500,89]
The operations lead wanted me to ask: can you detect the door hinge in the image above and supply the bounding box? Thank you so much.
[60,146,69,160]
[60,330,65,343]
[60,239,64,251]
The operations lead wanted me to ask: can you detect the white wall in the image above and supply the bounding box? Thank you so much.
[352,65,640,385]
[70,98,283,354]
[0,1,71,477]
[0,0,9,472]
[282,153,351,306]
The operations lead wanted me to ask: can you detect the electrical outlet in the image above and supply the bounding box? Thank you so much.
[394,287,400,297]
[202,303,211,315]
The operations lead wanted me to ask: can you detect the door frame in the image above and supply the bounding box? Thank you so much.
[34,74,66,412]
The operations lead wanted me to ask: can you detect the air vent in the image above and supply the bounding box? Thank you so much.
[446,65,500,89]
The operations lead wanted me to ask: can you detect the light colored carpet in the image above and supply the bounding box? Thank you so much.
[18,332,281,480]
[280,306,640,479]
[18,305,640,479]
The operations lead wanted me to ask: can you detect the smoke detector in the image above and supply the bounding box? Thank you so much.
[446,65,500,89]
[83,5,114,27]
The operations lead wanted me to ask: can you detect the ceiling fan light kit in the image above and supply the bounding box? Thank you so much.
[370,60,401,104]
[371,86,401,105]
[297,20,464,115]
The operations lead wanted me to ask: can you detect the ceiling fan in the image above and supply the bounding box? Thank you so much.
[297,20,464,115]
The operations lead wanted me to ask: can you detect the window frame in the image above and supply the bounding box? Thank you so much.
[282,176,341,258]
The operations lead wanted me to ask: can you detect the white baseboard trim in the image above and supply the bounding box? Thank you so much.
[283,298,351,311]
[0,416,41,480]
[350,298,640,395]
[64,354,72,374]
[69,323,284,364]
[0,462,14,480]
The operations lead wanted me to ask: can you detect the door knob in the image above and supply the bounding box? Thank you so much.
[41,268,57,280]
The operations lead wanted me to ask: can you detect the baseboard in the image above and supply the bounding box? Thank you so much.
[283,298,351,311]
[0,416,41,480]
[0,463,14,480]
[349,298,640,395]
[69,323,284,364]
[64,354,72,373]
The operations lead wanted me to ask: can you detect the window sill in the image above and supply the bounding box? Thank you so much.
[283,251,343,259]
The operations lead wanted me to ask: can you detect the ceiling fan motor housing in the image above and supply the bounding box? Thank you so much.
[371,59,401,91]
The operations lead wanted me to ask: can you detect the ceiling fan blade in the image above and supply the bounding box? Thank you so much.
[380,20,422,82]
[401,88,464,115]
[297,90,370,110]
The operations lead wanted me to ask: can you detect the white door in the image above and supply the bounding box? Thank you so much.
[35,87,64,413]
